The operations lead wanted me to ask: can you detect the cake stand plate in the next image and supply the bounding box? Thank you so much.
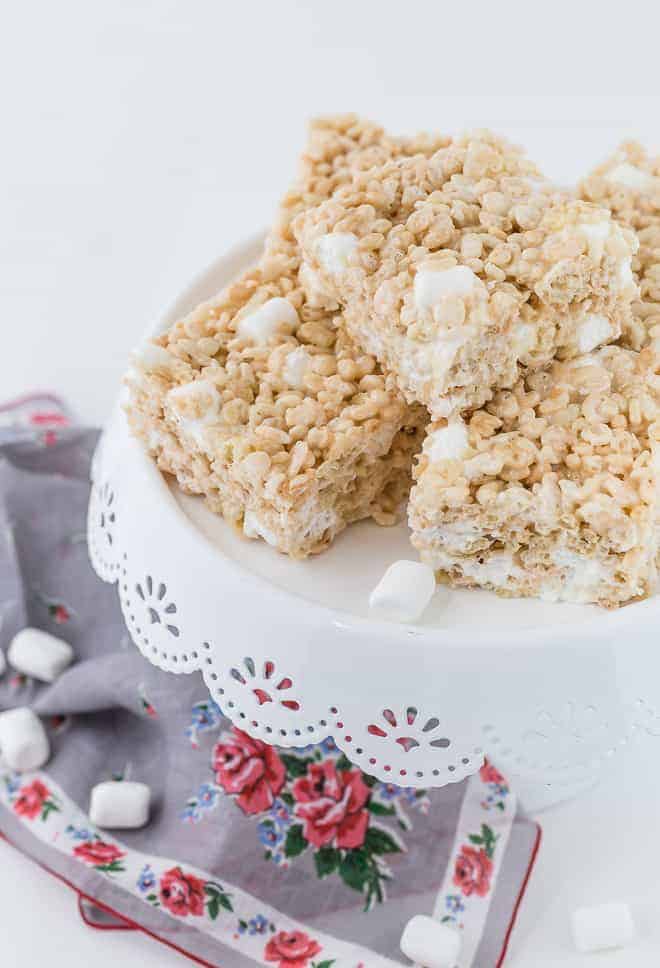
[88,235,660,793]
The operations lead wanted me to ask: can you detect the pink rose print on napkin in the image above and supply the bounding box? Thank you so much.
[213,728,286,815]
[479,761,506,785]
[73,840,125,873]
[159,866,206,917]
[292,761,370,850]
[185,722,413,906]
[264,930,322,968]
[13,780,51,820]
[454,844,494,898]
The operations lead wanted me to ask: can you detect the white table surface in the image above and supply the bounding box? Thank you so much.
[3,2,660,964]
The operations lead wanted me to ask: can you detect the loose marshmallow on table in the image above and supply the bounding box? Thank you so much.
[89,781,151,829]
[369,560,437,623]
[0,707,50,771]
[400,914,461,968]
[571,902,636,953]
[8,628,74,683]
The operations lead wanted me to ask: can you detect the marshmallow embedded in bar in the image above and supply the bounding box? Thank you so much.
[0,707,50,771]
[409,344,660,608]
[571,902,636,953]
[89,780,151,829]
[295,131,638,417]
[369,560,436,623]
[400,914,462,967]
[236,297,299,344]
[8,628,74,683]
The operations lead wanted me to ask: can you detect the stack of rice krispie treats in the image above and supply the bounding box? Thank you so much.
[291,128,659,608]
[294,131,637,417]
[126,117,448,557]
[127,119,660,607]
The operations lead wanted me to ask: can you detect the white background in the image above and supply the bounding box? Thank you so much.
[2,1,660,964]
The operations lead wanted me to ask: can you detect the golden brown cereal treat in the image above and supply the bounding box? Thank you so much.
[125,117,440,557]
[408,343,660,608]
[580,141,660,350]
[268,114,449,274]
[295,132,638,417]
[127,276,427,557]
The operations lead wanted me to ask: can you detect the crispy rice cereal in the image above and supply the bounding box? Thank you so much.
[125,116,446,557]
[294,132,638,417]
[580,141,660,351]
[409,342,660,607]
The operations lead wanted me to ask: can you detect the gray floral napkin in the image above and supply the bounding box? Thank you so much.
[0,395,540,967]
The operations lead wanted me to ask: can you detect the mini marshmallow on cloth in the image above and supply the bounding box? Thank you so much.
[0,394,541,968]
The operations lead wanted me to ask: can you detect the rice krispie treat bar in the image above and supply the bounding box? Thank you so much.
[409,342,660,607]
[294,132,638,417]
[580,141,660,351]
[126,117,445,557]
[267,115,449,281]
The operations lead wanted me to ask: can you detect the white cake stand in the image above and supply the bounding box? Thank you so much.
[88,235,660,806]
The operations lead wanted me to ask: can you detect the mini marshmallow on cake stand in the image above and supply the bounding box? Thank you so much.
[88,235,660,811]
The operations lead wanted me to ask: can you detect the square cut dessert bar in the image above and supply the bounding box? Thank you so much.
[408,343,660,607]
[294,131,638,417]
[125,117,448,557]
[580,141,660,351]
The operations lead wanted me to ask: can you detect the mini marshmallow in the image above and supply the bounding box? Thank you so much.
[167,380,221,447]
[369,560,436,623]
[168,379,220,414]
[576,314,614,354]
[513,322,537,356]
[237,297,299,344]
[617,258,635,291]
[243,510,278,547]
[283,346,311,389]
[132,342,172,372]
[579,219,611,262]
[89,780,151,829]
[316,232,358,274]
[298,261,329,308]
[571,902,636,953]
[414,264,484,312]
[606,162,655,191]
[428,422,470,463]
[400,914,461,968]
[8,628,74,683]
[0,707,50,771]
